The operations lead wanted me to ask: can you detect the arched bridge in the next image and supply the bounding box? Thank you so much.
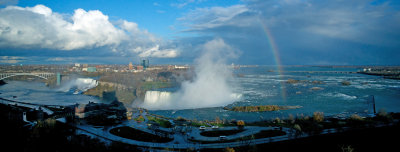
[0,73,56,80]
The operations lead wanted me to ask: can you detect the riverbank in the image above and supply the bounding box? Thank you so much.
[358,67,400,80]
[224,105,302,112]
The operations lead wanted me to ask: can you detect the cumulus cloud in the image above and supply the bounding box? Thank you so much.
[0,5,126,50]
[0,4,178,58]
[132,45,179,58]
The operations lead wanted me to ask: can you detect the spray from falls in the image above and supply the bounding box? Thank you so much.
[142,38,241,110]
[58,78,98,94]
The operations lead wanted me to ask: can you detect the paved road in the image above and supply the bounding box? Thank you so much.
[73,117,399,150]
[73,119,299,149]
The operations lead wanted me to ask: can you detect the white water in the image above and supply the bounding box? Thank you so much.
[144,91,172,106]
[142,90,241,110]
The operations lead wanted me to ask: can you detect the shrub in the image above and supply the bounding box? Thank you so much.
[341,145,355,152]
[288,114,295,124]
[237,120,245,129]
[350,114,363,121]
[376,109,393,123]
[313,111,324,122]
[293,124,301,132]
[224,147,235,152]
[293,124,302,137]
[274,117,281,124]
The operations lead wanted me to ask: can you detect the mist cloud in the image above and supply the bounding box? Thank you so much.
[141,38,240,110]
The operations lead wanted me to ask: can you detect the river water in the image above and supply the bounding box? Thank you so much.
[1,66,400,121]
[150,66,400,121]
[0,81,100,106]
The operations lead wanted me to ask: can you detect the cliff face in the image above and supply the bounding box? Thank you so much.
[98,81,130,90]
[84,80,177,108]
[84,82,136,104]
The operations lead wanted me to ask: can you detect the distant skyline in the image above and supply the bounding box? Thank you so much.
[0,0,399,65]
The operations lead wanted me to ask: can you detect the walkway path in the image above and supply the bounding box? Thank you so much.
[0,97,54,115]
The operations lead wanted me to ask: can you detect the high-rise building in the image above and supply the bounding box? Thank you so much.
[56,72,61,86]
[128,62,133,70]
[142,59,149,69]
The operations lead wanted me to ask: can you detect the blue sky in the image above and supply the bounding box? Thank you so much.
[0,0,399,65]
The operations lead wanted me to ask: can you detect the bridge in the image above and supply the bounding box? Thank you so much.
[0,73,56,80]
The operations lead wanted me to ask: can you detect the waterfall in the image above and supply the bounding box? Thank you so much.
[144,91,172,106]
[59,78,98,93]
[75,78,98,91]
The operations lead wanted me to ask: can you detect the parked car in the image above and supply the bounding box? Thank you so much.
[199,126,206,130]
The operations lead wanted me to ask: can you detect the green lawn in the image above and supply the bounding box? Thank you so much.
[147,116,172,128]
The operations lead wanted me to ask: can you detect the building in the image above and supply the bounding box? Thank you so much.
[129,62,133,70]
[83,64,88,68]
[142,59,149,69]
[168,65,174,70]
[74,63,81,67]
[74,100,127,125]
[87,67,97,72]
[174,65,189,69]
[136,65,144,70]
[56,72,61,86]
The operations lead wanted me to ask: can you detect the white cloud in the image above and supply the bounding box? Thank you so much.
[0,56,25,63]
[133,45,179,58]
[0,5,179,58]
[0,5,127,50]
[179,0,400,46]
[171,0,195,8]
[178,5,255,31]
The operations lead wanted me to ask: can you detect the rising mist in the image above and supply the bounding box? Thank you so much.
[141,38,240,110]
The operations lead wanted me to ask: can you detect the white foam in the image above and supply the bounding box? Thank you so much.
[324,92,357,100]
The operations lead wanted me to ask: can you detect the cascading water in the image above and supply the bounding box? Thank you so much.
[144,91,172,105]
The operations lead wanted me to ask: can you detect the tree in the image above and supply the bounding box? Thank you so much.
[237,120,245,129]
[313,111,324,122]
[293,124,302,138]
[224,147,235,152]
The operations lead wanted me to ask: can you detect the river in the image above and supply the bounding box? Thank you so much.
[1,66,400,122]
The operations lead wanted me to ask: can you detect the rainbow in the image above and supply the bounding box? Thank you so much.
[259,19,287,101]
